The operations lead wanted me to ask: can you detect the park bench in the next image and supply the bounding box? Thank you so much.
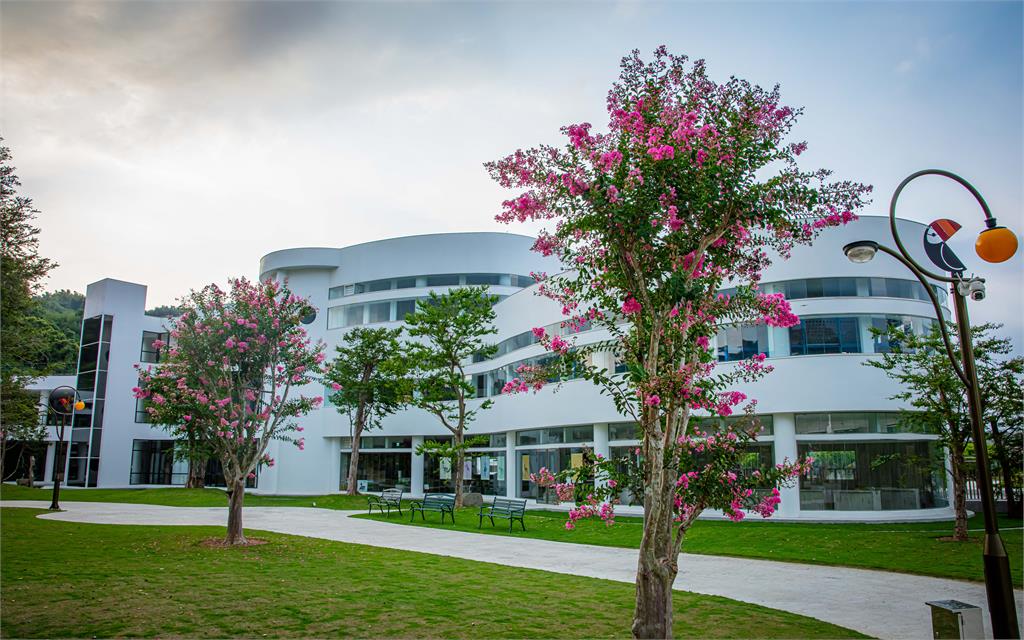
[409,493,456,524]
[367,488,403,517]
[478,496,527,532]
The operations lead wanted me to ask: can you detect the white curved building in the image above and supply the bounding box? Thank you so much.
[23,217,956,521]
[251,217,954,521]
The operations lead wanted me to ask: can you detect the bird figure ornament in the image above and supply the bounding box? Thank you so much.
[923,219,967,275]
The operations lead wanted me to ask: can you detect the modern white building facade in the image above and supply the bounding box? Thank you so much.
[26,217,958,520]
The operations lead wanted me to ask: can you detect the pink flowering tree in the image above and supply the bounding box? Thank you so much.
[486,47,870,638]
[134,278,326,545]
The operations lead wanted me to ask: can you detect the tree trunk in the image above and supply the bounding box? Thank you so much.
[453,431,464,508]
[632,437,677,639]
[950,448,969,542]
[186,457,206,489]
[225,478,247,545]
[989,419,1020,519]
[346,424,363,495]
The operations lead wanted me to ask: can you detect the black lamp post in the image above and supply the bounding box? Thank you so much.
[46,385,82,511]
[843,169,1020,639]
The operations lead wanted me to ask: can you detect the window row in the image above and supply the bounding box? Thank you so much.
[329,273,536,299]
[328,295,509,329]
[327,298,424,328]
[761,277,946,303]
[795,412,935,435]
[608,416,776,440]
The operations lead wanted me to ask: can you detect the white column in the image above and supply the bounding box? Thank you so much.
[411,435,424,497]
[505,430,517,498]
[772,412,800,518]
[43,442,55,486]
[593,422,610,489]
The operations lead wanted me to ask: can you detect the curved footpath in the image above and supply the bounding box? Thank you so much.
[3,501,1021,639]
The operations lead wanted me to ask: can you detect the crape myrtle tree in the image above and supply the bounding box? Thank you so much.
[135,278,326,545]
[404,287,498,508]
[486,47,871,638]
[867,322,1022,537]
[325,326,411,495]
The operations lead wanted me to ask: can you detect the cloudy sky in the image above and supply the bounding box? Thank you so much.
[2,1,1021,342]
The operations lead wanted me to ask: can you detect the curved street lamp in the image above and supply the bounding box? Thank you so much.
[46,385,83,511]
[843,169,1020,639]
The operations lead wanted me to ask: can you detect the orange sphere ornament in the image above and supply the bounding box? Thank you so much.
[74,400,85,411]
[975,226,1019,263]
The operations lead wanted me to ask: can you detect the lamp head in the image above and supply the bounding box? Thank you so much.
[843,240,879,264]
[975,225,1018,263]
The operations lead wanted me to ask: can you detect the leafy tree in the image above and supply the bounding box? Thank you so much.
[0,141,67,479]
[487,47,870,638]
[976,333,1022,519]
[325,326,411,495]
[31,289,85,373]
[865,322,1019,538]
[146,304,183,318]
[135,278,327,544]
[405,287,498,507]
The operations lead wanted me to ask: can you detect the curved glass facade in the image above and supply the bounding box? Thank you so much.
[328,273,536,299]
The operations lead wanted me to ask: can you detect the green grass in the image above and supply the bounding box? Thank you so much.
[0,508,865,639]
[357,505,1023,587]
[5,483,1019,587]
[0,482,373,510]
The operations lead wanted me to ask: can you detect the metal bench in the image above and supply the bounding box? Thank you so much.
[409,493,456,524]
[478,496,527,532]
[367,488,403,517]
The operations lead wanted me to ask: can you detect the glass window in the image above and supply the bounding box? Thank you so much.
[140,331,167,363]
[517,430,541,446]
[368,302,391,324]
[608,423,639,441]
[789,317,861,355]
[395,277,417,289]
[366,279,392,292]
[328,286,345,299]
[341,451,411,492]
[395,299,417,321]
[344,305,364,327]
[81,317,102,346]
[799,441,948,510]
[566,425,594,443]
[426,274,460,287]
[716,325,769,362]
[795,413,829,434]
[512,274,536,287]
[465,273,502,286]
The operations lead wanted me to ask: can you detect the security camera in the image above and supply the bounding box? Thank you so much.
[969,280,986,301]
[958,279,986,301]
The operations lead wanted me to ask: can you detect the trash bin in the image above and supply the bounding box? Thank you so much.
[926,600,984,639]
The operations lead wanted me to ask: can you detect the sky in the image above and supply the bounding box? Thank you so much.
[2,1,1022,343]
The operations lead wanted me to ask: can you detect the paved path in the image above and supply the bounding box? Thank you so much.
[3,501,1022,639]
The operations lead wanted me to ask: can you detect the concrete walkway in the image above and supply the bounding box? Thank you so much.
[3,500,1021,639]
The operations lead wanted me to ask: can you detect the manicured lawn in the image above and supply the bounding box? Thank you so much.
[0,508,865,639]
[0,482,374,510]
[357,505,1023,587]
[5,483,1019,586]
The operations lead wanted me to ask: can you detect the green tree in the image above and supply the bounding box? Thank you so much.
[325,326,411,495]
[405,287,497,507]
[979,348,1023,519]
[30,289,83,374]
[0,141,65,479]
[866,322,1018,539]
[146,304,182,318]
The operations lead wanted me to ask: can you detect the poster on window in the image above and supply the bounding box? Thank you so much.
[440,458,451,480]
[464,459,472,478]
[521,454,530,480]
[570,452,584,469]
